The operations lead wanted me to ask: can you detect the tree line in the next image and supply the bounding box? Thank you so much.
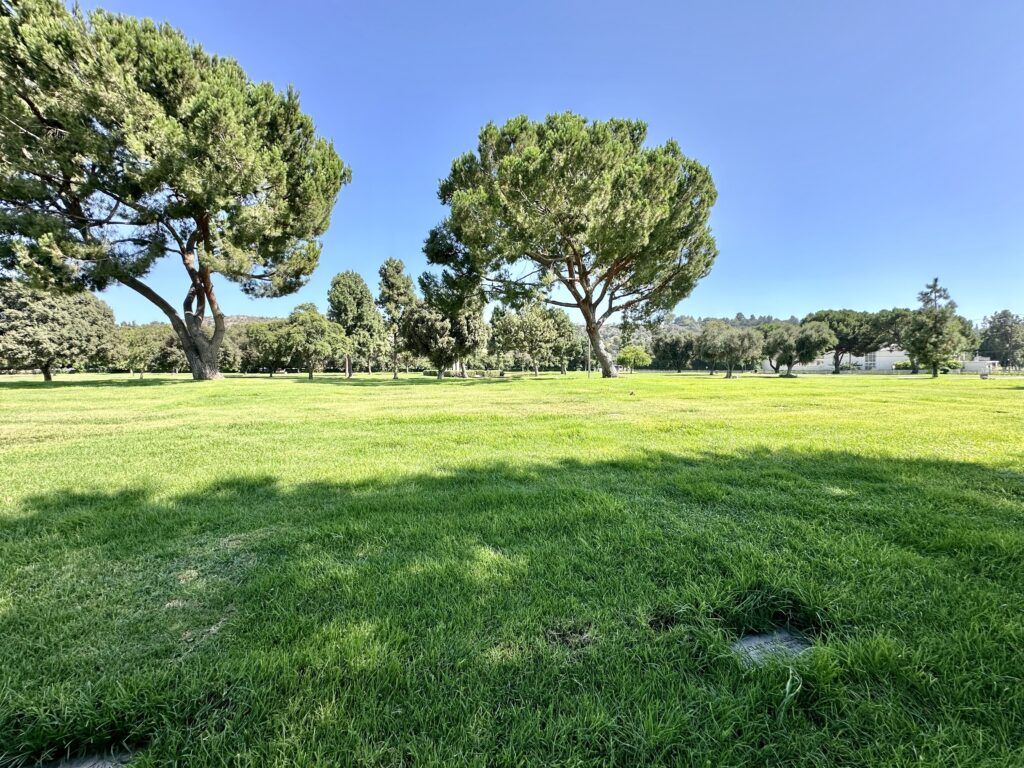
[3,271,1022,381]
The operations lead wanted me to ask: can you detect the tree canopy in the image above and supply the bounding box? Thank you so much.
[0,0,348,379]
[327,271,385,377]
[904,279,972,377]
[426,112,718,378]
[720,327,763,378]
[616,344,651,372]
[764,322,837,376]
[979,310,1024,370]
[115,322,168,377]
[285,304,347,379]
[802,309,874,374]
[0,281,117,379]
[377,258,417,379]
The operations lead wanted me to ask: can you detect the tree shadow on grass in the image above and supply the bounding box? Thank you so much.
[0,377,190,390]
[1,450,1022,766]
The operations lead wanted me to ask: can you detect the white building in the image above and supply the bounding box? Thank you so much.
[762,347,1000,374]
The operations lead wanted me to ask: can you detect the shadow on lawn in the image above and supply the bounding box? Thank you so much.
[1,449,1022,765]
[0,376,190,390]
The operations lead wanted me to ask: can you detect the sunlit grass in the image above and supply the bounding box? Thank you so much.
[1,372,1022,765]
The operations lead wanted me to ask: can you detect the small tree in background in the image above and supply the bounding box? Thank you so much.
[548,310,582,374]
[721,327,763,378]
[401,303,457,379]
[241,320,292,375]
[904,279,970,377]
[979,310,1024,370]
[616,344,651,373]
[696,320,731,375]
[869,308,918,372]
[0,282,117,380]
[286,304,348,379]
[116,323,168,378]
[652,328,695,372]
[377,259,418,379]
[764,322,836,376]
[327,271,385,377]
[802,309,875,374]
[418,272,488,378]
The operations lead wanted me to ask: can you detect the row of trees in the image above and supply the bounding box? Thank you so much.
[3,275,1022,380]
[638,280,1015,378]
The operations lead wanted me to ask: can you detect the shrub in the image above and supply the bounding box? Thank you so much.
[423,369,438,377]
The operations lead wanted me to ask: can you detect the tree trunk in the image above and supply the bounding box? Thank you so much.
[932,364,939,377]
[180,339,222,381]
[308,368,314,380]
[41,361,53,381]
[911,359,920,375]
[560,361,567,375]
[726,364,734,379]
[437,368,444,380]
[534,364,539,377]
[833,350,843,374]
[345,354,352,378]
[584,321,617,378]
[785,363,795,376]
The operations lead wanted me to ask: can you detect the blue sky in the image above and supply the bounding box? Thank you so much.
[81,0,1023,324]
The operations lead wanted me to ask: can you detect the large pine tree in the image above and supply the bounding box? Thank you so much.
[0,1,348,379]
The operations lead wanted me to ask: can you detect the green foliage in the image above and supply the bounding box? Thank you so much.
[115,323,168,376]
[616,344,652,371]
[328,271,386,374]
[720,327,763,377]
[904,279,972,377]
[377,258,418,377]
[489,303,574,375]
[696,320,732,373]
[0,281,116,379]
[401,303,457,378]
[429,112,718,377]
[285,303,347,378]
[802,309,875,373]
[239,320,292,375]
[764,322,837,376]
[652,328,695,372]
[0,0,348,378]
[979,310,1024,369]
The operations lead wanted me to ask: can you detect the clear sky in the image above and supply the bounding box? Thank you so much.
[80,0,1023,324]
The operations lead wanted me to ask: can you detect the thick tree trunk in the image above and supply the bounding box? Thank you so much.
[437,368,444,380]
[931,364,939,377]
[181,341,222,380]
[560,361,567,375]
[584,321,617,378]
[911,359,920,375]
[726,364,734,379]
[308,368,314,380]
[41,361,53,381]
[785,363,795,376]
[833,350,843,374]
[345,354,352,378]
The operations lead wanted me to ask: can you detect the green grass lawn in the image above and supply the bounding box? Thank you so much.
[1,372,1022,766]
